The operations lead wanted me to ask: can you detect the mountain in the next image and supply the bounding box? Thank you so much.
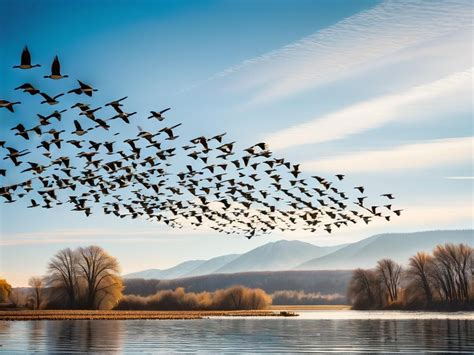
[296,230,473,270]
[214,240,342,274]
[184,254,240,278]
[125,260,205,280]
[124,240,344,279]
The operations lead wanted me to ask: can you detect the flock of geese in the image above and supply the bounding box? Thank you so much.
[0,46,402,238]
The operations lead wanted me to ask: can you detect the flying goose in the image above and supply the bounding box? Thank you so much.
[40,92,64,105]
[13,46,40,69]
[0,100,21,112]
[148,108,171,121]
[44,56,69,79]
[68,80,98,97]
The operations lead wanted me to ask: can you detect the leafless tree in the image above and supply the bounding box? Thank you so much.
[47,248,79,308]
[376,259,402,303]
[28,276,44,309]
[347,268,382,309]
[432,243,473,302]
[406,252,434,304]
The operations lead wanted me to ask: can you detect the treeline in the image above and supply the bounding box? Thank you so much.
[116,286,272,310]
[2,246,273,311]
[271,290,346,305]
[124,270,352,296]
[347,243,473,310]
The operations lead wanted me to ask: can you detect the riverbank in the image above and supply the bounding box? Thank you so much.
[0,309,297,321]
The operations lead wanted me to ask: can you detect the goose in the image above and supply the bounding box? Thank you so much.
[72,120,88,136]
[68,80,98,97]
[105,97,127,112]
[11,124,29,140]
[39,92,64,105]
[44,56,69,79]
[13,46,40,69]
[14,83,40,95]
[0,100,21,112]
[148,108,171,121]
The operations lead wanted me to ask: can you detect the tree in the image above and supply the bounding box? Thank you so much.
[432,243,473,303]
[28,276,44,309]
[376,259,402,303]
[45,246,123,309]
[406,252,434,304]
[0,278,12,303]
[77,246,123,309]
[347,269,382,309]
[47,248,79,308]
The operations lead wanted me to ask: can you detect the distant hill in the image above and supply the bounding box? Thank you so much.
[184,254,240,278]
[124,240,344,279]
[296,230,473,270]
[125,260,205,280]
[215,240,342,274]
[124,270,353,296]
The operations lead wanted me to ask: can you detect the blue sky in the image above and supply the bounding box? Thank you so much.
[0,0,472,286]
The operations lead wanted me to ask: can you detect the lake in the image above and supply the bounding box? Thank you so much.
[0,311,473,353]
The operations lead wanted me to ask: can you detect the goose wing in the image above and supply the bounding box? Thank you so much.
[21,46,31,65]
[52,56,61,75]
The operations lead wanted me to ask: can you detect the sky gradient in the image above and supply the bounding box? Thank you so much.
[0,0,472,286]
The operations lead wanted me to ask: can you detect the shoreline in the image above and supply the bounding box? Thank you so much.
[0,309,297,321]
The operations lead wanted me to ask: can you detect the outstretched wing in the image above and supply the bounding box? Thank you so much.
[52,56,60,75]
[21,46,31,65]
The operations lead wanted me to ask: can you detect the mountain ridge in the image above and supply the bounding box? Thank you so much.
[124,230,473,280]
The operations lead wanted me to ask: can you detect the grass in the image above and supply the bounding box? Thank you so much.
[0,309,296,321]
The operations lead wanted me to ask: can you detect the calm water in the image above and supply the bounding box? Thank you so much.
[0,311,473,353]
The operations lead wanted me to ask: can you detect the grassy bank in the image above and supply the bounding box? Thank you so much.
[0,309,297,321]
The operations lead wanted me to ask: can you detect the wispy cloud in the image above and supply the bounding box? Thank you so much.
[265,69,472,149]
[301,137,473,173]
[445,176,474,180]
[194,0,472,104]
[0,227,214,246]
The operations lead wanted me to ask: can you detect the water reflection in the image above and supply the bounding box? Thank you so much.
[0,315,472,353]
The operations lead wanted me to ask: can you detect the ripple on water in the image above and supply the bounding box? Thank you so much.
[0,314,473,353]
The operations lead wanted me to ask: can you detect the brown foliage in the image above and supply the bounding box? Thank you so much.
[116,286,272,311]
[0,279,12,303]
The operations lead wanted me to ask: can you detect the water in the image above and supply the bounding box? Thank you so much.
[0,311,472,353]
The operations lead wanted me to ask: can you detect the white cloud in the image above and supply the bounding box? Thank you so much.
[301,137,474,173]
[265,69,472,149]
[196,0,472,103]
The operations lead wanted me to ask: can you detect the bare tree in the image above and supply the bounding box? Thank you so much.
[406,252,434,304]
[432,243,473,302]
[376,259,402,303]
[47,248,79,308]
[77,245,123,309]
[347,269,382,309]
[28,276,44,309]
